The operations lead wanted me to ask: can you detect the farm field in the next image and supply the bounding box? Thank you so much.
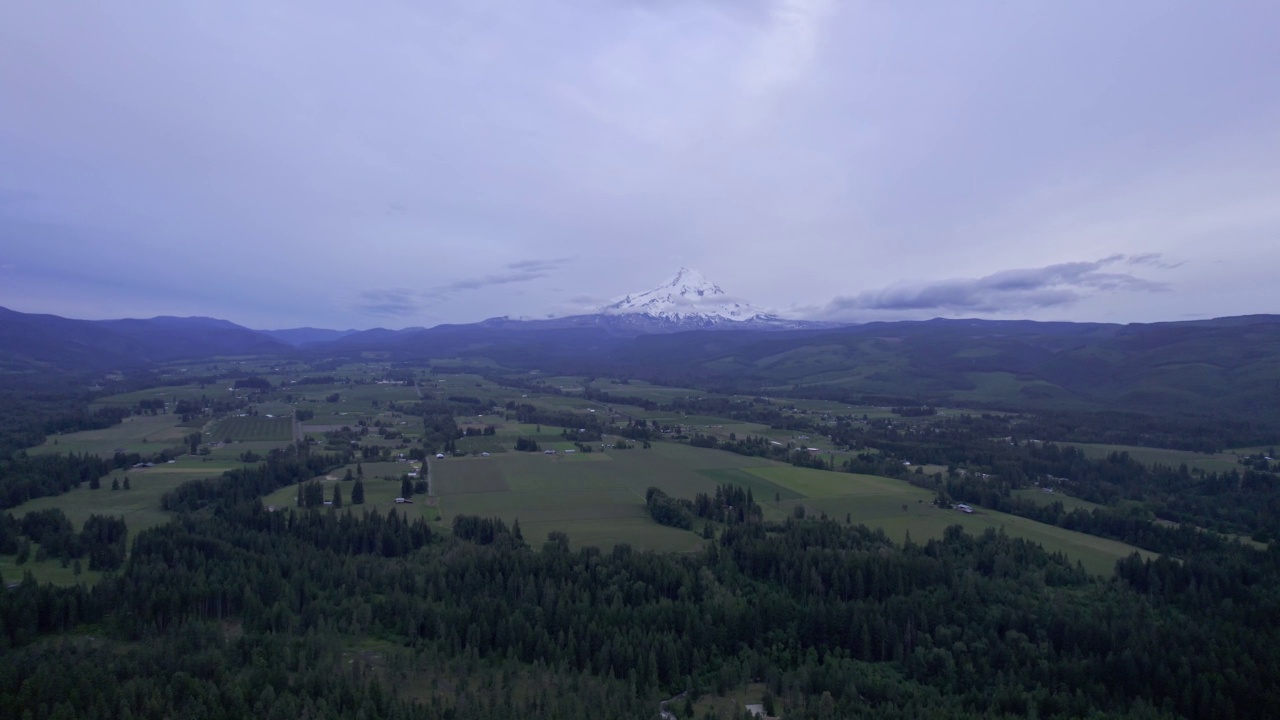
[455,436,508,454]
[6,467,214,539]
[211,415,295,442]
[259,463,440,522]
[32,413,190,457]
[425,442,1153,574]
[1011,488,1105,512]
[1060,442,1243,474]
[0,462,235,586]
[750,466,1153,575]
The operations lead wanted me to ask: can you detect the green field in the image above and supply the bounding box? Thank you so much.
[0,463,234,585]
[424,442,1154,574]
[33,414,190,457]
[1012,487,1104,512]
[749,465,1153,575]
[430,447,758,553]
[455,436,508,454]
[259,463,440,522]
[1060,442,1244,474]
[211,415,295,442]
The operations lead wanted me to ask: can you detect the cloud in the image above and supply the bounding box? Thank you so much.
[350,258,572,318]
[742,0,832,96]
[351,289,431,318]
[440,258,571,292]
[819,255,1172,317]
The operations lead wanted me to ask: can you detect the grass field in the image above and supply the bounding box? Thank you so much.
[1012,488,1104,512]
[0,463,234,586]
[1060,442,1243,474]
[211,415,295,442]
[0,550,105,587]
[32,414,190,457]
[429,448,745,553]
[424,442,1152,573]
[750,465,1153,575]
[455,436,508,454]
[259,464,441,522]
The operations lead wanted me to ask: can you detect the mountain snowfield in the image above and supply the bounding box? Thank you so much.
[600,267,779,324]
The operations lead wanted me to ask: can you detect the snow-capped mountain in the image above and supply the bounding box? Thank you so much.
[600,268,779,325]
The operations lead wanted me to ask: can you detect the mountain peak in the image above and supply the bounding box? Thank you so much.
[661,267,722,296]
[600,268,776,325]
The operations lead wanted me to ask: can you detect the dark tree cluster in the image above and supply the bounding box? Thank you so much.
[645,487,694,529]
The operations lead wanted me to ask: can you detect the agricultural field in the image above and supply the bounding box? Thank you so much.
[259,462,440,522]
[89,383,213,410]
[210,415,295,442]
[1060,442,1245,474]
[32,413,191,457]
[0,461,233,586]
[1012,487,1105,512]
[11,369,1164,586]
[425,441,1152,574]
[751,465,1153,575]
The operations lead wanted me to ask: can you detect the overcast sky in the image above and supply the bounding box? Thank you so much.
[2,1,1278,329]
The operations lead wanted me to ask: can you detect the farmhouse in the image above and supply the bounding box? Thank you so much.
[956,503,974,514]
[395,497,413,504]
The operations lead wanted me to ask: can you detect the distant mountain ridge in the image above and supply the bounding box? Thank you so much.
[4,303,1280,429]
[0,307,289,372]
[261,327,359,347]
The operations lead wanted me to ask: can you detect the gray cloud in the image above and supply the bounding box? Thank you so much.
[351,258,571,317]
[439,258,571,292]
[352,289,431,318]
[821,255,1171,316]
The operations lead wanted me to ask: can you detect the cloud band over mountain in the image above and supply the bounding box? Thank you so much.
[821,255,1172,316]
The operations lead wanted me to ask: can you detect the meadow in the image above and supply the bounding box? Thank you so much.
[750,465,1153,575]
[426,441,1152,574]
[32,413,190,457]
[1059,442,1245,474]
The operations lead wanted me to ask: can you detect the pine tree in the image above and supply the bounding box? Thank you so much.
[111,477,120,491]
[352,479,365,505]
[357,462,364,479]
[344,468,354,482]
[123,477,131,490]
[401,475,413,498]
[333,483,343,508]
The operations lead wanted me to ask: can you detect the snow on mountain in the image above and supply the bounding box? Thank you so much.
[600,268,779,324]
